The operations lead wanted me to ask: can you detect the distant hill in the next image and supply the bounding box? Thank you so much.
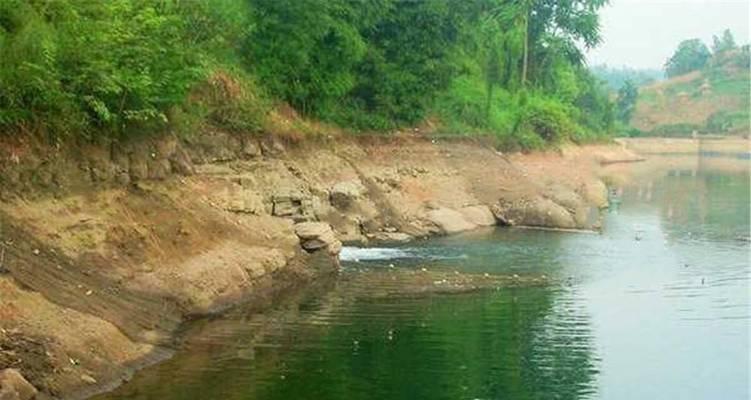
[630,47,750,136]
[590,65,664,92]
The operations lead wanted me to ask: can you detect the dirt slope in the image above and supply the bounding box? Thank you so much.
[0,132,639,399]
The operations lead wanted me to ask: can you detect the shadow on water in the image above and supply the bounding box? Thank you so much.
[97,152,749,400]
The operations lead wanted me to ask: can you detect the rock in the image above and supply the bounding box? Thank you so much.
[330,180,366,209]
[272,189,315,221]
[368,232,413,243]
[189,132,241,163]
[241,139,261,158]
[128,153,149,182]
[224,188,265,215]
[147,158,171,180]
[426,208,477,234]
[169,146,195,176]
[294,222,342,257]
[80,374,97,385]
[260,138,285,157]
[493,197,576,229]
[0,369,38,400]
[459,205,496,227]
[579,180,609,208]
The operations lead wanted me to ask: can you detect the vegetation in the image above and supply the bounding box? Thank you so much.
[664,39,712,78]
[0,0,616,150]
[615,80,638,124]
[590,65,663,91]
[628,30,750,137]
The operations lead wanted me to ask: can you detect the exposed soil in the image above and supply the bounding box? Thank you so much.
[0,132,645,399]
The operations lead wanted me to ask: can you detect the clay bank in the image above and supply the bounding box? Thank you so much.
[0,132,644,399]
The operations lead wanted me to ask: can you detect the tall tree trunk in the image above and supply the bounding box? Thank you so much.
[485,82,494,120]
[521,13,529,86]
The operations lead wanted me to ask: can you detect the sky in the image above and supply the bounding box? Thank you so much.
[586,0,750,70]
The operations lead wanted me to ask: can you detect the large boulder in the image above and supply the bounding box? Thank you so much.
[330,180,366,210]
[426,208,477,234]
[294,222,342,256]
[579,179,609,208]
[0,369,37,400]
[459,205,497,227]
[493,197,576,229]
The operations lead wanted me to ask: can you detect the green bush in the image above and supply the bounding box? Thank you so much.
[0,0,254,139]
[0,0,615,148]
[515,96,577,144]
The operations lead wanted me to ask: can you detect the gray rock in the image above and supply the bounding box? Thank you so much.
[459,205,497,227]
[260,138,285,157]
[0,369,37,400]
[294,222,342,257]
[272,190,315,221]
[493,197,577,229]
[368,232,413,243]
[241,139,261,158]
[330,180,366,209]
[225,188,265,214]
[426,208,477,234]
[169,146,195,176]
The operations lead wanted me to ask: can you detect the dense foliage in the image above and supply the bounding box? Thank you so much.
[664,39,712,78]
[615,80,638,124]
[0,0,616,149]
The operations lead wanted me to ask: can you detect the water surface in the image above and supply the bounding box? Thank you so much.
[98,154,749,400]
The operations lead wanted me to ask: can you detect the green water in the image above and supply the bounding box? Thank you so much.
[98,155,749,400]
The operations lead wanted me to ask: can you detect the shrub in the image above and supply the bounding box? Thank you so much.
[515,96,578,144]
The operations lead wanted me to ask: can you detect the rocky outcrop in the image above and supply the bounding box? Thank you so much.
[493,197,577,229]
[426,208,477,234]
[294,222,343,257]
[329,180,366,210]
[0,369,38,400]
[272,189,316,221]
[459,205,497,227]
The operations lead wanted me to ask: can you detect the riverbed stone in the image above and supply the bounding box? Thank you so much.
[426,208,477,234]
[459,205,497,227]
[294,222,342,256]
[493,197,576,229]
[0,369,37,400]
[368,232,413,243]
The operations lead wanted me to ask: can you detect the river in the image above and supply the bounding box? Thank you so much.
[97,152,749,400]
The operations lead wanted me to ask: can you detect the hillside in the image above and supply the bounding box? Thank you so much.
[0,0,615,152]
[631,47,750,136]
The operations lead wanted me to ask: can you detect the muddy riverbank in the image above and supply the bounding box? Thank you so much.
[0,134,699,399]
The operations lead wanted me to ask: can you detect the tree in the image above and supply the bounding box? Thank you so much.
[488,0,607,89]
[615,79,638,123]
[664,39,711,77]
[712,29,736,54]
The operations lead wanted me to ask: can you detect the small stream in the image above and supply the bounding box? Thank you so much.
[97,154,749,400]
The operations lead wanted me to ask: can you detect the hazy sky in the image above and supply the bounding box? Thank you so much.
[586,0,750,69]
